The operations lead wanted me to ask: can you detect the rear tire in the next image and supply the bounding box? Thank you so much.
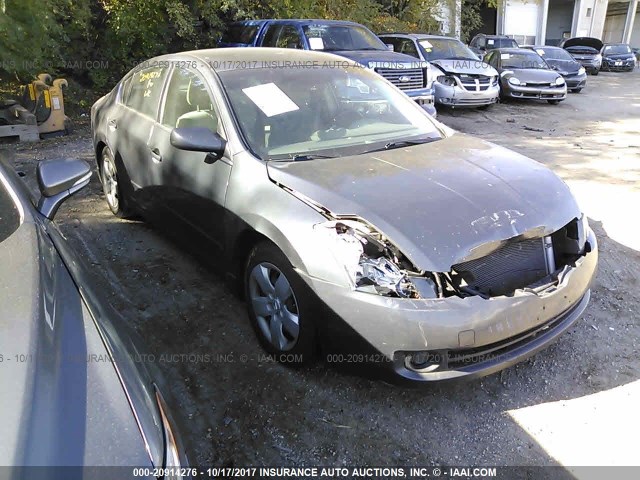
[99,147,134,218]
[244,242,317,365]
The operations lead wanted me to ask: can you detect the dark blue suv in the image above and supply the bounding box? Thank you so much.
[218,19,436,116]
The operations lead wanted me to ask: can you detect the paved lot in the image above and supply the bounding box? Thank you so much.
[4,70,640,471]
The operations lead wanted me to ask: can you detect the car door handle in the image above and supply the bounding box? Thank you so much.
[150,148,162,163]
[108,119,117,130]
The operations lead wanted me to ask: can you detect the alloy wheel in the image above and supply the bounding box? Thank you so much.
[248,262,300,351]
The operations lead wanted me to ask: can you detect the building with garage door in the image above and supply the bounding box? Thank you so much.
[468,0,638,47]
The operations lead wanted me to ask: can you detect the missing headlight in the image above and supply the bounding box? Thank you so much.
[315,220,437,298]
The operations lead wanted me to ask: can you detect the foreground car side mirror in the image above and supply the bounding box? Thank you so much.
[170,127,226,161]
[37,158,92,219]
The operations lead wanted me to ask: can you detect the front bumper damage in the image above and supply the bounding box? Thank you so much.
[434,82,500,107]
[298,227,597,382]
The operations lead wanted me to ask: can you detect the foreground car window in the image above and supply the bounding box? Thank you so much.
[0,180,21,244]
[303,25,386,52]
[219,66,442,160]
[126,66,169,119]
[162,68,220,132]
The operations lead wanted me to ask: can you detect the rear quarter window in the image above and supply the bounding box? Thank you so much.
[0,180,21,244]
[126,67,169,119]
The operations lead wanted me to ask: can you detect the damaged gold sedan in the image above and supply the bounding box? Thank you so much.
[91,48,597,382]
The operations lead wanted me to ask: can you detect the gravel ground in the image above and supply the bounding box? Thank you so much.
[2,70,639,472]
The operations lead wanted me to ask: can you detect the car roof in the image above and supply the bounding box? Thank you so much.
[475,34,512,38]
[526,45,561,49]
[151,47,361,73]
[230,19,364,27]
[491,47,535,55]
[378,33,453,41]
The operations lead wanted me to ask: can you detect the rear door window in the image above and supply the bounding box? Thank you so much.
[126,66,169,119]
[0,179,21,244]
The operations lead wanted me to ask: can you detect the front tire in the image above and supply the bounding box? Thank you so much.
[572,88,583,93]
[548,99,561,105]
[99,147,134,218]
[244,242,317,364]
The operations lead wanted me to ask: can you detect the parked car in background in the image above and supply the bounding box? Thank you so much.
[468,34,518,57]
[600,43,636,71]
[0,156,189,469]
[484,48,567,104]
[92,48,597,383]
[559,37,603,75]
[524,45,587,93]
[219,19,436,116]
[378,33,499,108]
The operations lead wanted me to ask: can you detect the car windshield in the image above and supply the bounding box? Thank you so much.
[303,24,387,52]
[419,38,479,61]
[603,44,631,54]
[487,38,518,48]
[0,175,21,244]
[500,51,547,69]
[219,65,442,160]
[535,47,573,61]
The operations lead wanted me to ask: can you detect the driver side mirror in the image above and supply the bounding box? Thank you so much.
[170,127,227,162]
[37,158,92,219]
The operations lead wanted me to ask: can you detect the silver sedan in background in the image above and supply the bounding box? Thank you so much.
[92,48,597,383]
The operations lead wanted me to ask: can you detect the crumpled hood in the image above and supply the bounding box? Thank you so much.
[431,58,497,76]
[336,49,426,68]
[267,134,581,272]
[562,37,603,50]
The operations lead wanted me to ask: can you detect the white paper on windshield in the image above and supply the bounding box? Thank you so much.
[309,37,324,50]
[419,40,433,49]
[501,53,510,59]
[242,83,299,117]
[487,39,495,45]
[536,49,545,56]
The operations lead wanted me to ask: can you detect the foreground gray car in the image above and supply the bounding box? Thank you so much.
[92,48,597,382]
[0,156,189,471]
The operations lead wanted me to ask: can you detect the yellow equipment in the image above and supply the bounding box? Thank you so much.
[21,73,71,138]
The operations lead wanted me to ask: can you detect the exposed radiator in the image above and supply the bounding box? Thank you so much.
[453,237,550,296]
